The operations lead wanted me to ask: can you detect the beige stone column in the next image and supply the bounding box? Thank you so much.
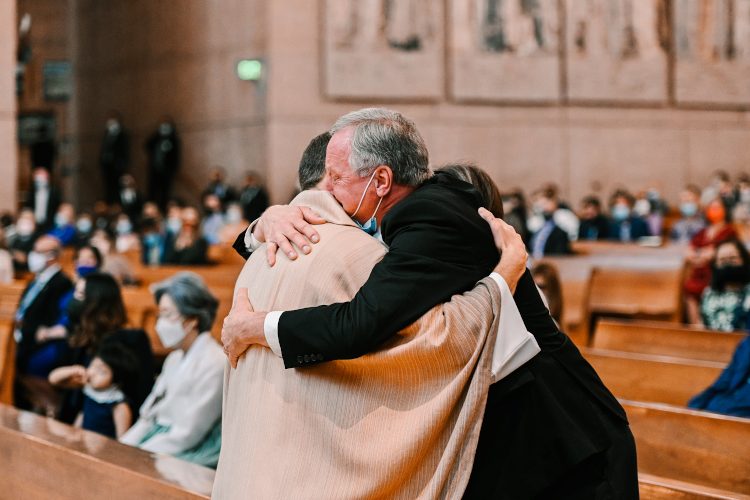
[0,1,17,212]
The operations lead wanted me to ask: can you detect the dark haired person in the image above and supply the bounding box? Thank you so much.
[121,272,224,468]
[684,198,738,324]
[239,171,270,223]
[50,343,139,438]
[298,132,332,191]
[529,189,572,257]
[698,239,750,331]
[438,162,504,218]
[162,207,208,265]
[607,190,650,242]
[578,196,610,241]
[54,273,154,424]
[671,185,705,244]
[530,261,563,326]
[502,189,531,245]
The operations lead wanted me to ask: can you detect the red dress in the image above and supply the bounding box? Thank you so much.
[684,224,738,299]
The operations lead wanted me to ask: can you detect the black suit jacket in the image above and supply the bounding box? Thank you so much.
[462,270,628,499]
[26,185,62,231]
[544,225,572,255]
[274,172,500,368]
[15,269,73,364]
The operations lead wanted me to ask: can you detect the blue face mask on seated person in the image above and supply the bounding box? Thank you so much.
[351,170,383,236]
[612,204,631,222]
[680,202,698,217]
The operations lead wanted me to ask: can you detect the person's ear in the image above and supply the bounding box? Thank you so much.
[183,317,200,333]
[374,166,393,198]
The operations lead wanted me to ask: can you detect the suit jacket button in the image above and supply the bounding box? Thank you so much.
[317,354,323,361]
[304,355,310,362]
[297,356,303,363]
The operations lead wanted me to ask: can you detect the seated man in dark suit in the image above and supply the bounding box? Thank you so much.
[529,189,572,257]
[14,236,73,409]
[578,196,610,240]
[223,108,638,499]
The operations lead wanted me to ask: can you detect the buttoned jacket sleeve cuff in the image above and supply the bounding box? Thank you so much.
[264,311,284,357]
[243,219,263,252]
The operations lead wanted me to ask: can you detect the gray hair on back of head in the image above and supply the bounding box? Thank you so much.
[330,108,431,187]
[152,271,219,333]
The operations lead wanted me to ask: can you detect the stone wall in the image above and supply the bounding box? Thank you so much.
[0,1,17,213]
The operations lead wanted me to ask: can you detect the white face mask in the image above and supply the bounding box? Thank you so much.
[28,251,50,274]
[155,316,189,348]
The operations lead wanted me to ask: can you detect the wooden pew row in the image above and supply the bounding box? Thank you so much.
[593,319,746,364]
[0,280,28,322]
[541,257,594,346]
[625,400,750,496]
[639,474,750,500]
[581,347,723,406]
[588,268,684,322]
[0,320,15,405]
[0,403,213,499]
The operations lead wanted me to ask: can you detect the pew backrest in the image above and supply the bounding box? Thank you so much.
[593,319,746,364]
[588,268,684,321]
[581,347,723,406]
[625,401,750,495]
[639,473,750,499]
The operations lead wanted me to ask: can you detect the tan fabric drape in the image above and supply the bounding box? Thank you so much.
[213,190,502,500]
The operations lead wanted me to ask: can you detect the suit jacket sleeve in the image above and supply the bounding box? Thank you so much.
[277,197,499,368]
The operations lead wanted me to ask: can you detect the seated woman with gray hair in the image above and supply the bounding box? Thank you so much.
[120,272,225,468]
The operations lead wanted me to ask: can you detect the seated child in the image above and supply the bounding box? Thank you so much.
[49,343,138,439]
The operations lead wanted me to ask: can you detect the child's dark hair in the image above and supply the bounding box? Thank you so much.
[94,343,139,397]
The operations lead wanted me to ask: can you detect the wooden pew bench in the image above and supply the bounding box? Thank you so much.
[0,280,29,322]
[639,473,750,499]
[593,319,746,364]
[581,347,723,406]
[625,400,750,496]
[0,403,213,499]
[541,257,594,346]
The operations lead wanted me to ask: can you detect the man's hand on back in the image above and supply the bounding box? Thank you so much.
[478,207,528,294]
[222,287,268,368]
[253,205,326,266]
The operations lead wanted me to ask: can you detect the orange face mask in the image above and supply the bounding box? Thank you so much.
[705,204,726,224]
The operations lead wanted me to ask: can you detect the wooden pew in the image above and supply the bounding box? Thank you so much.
[542,257,594,346]
[0,320,15,405]
[625,400,750,496]
[0,280,28,322]
[0,403,213,499]
[588,268,684,322]
[581,347,723,406]
[592,319,746,364]
[639,473,750,499]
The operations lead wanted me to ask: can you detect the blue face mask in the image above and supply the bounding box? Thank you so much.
[612,204,631,222]
[680,202,698,217]
[75,264,98,277]
[351,170,383,236]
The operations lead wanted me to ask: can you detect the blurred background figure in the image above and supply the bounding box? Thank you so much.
[139,218,166,266]
[89,230,137,285]
[529,188,572,258]
[99,112,130,204]
[531,261,563,327]
[220,202,248,244]
[702,171,736,218]
[684,198,737,324]
[204,166,236,208]
[146,119,180,210]
[47,203,76,246]
[578,196,610,241]
[114,214,141,253]
[671,185,705,244]
[201,194,225,245]
[73,213,94,248]
[501,189,530,245]
[118,174,143,221]
[0,226,14,284]
[634,188,668,237]
[608,190,650,242]
[163,208,208,265]
[10,209,38,272]
[238,170,269,223]
[27,167,61,232]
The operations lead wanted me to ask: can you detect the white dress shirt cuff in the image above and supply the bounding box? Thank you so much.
[264,311,284,357]
[488,273,541,384]
[243,219,263,252]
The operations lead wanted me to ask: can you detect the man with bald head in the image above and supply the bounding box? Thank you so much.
[14,235,73,406]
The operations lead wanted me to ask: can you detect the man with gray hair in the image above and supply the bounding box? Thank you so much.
[224,108,637,498]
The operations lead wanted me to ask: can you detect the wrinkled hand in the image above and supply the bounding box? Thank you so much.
[479,207,528,293]
[221,287,268,368]
[253,205,326,266]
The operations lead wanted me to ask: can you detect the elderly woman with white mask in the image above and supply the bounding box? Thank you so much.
[120,272,224,468]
